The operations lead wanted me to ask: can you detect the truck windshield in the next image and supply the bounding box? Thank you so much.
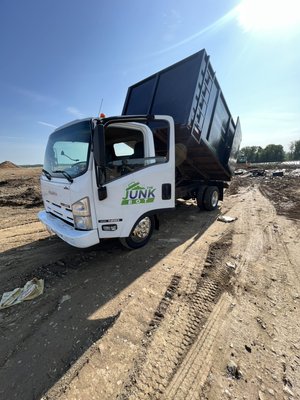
[43,120,91,179]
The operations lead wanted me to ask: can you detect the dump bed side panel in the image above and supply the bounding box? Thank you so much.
[122,51,205,124]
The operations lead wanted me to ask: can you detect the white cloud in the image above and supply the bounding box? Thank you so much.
[66,106,85,118]
[163,9,182,43]
[0,135,22,140]
[37,121,57,129]
[7,84,58,105]
[153,6,238,56]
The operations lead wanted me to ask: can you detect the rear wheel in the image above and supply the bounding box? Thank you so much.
[203,186,219,211]
[196,185,207,209]
[120,215,154,249]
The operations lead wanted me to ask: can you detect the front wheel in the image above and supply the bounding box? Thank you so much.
[120,215,154,249]
[203,186,219,211]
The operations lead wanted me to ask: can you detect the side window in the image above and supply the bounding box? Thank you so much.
[113,143,134,157]
[105,127,146,182]
[104,122,169,183]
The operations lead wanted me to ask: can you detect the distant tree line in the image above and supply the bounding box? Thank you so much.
[239,140,300,163]
[288,140,300,160]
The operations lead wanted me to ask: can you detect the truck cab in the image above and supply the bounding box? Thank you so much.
[38,115,175,249]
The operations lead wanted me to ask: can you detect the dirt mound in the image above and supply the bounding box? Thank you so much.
[259,175,300,220]
[0,161,19,169]
[0,169,42,211]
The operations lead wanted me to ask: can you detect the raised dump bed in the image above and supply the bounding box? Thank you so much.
[122,49,242,183]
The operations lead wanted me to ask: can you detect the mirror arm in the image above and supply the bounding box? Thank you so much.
[93,124,107,200]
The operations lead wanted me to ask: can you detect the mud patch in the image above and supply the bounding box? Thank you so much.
[259,176,300,220]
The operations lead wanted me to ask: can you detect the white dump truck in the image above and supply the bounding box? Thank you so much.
[38,49,241,249]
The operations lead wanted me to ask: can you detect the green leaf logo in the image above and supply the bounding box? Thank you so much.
[121,182,156,205]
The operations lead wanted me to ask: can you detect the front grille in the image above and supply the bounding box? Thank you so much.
[49,212,74,227]
[46,200,74,225]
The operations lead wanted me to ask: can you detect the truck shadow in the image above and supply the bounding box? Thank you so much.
[0,202,220,400]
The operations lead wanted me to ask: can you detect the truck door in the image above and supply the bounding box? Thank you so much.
[93,116,175,246]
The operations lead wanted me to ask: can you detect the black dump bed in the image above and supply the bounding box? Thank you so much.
[122,49,242,182]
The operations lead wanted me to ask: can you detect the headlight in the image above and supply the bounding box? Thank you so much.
[73,216,93,230]
[72,197,90,216]
[72,197,92,230]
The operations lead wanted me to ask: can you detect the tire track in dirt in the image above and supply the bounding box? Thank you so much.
[229,186,277,290]
[164,293,231,399]
[118,232,234,400]
[0,221,48,252]
[0,222,45,238]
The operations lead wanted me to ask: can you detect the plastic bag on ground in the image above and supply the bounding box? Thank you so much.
[0,278,44,310]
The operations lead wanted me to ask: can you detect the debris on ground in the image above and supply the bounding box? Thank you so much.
[249,169,265,177]
[272,170,284,177]
[0,278,44,309]
[225,261,236,269]
[217,215,238,223]
[58,294,71,310]
[227,360,243,379]
[289,168,300,177]
[234,169,247,175]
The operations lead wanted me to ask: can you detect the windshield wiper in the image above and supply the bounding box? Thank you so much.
[42,169,52,180]
[52,170,74,183]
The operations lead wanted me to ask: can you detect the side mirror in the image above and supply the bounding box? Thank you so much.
[93,124,106,167]
[98,186,107,200]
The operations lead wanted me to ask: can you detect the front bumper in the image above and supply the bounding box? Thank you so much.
[38,210,99,248]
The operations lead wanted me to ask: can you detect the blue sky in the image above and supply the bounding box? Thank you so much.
[1,0,299,164]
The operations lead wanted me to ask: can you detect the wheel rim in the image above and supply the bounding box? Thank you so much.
[211,190,219,207]
[130,217,151,243]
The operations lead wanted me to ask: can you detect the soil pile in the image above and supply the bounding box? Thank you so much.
[0,161,19,169]
[0,167,42,211]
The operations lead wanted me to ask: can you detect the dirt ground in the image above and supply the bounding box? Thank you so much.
[0,166,299,400]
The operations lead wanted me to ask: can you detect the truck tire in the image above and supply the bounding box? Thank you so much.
[196,185,207,209]
[120,215,154,249]
[203,186,219,211]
